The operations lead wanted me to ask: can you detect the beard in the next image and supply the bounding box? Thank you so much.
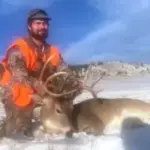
[28,29,48,41]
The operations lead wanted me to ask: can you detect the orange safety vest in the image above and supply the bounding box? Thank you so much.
[0,38,61,107]
[1,38,61,85]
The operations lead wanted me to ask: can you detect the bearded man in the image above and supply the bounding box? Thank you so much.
[0,8,66,137]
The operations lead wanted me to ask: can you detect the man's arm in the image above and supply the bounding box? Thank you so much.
[6,46,45,95]
[7,46,29,82]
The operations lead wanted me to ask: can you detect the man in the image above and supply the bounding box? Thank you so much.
[0,8,65,137]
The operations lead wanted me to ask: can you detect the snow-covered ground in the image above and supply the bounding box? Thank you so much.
[1,74,150,150]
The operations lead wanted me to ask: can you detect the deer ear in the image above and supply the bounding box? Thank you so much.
[29,94,44,105]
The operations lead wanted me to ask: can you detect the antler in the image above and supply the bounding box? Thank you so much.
[38,54,56,81]
[38,56,104,99]
[43,72,79,97]
[37,56,79,98]
[81,64,105,97]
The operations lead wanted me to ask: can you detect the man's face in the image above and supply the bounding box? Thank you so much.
[28,19,49,40]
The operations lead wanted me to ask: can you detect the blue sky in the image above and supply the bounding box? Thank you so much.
[0,0,150,64]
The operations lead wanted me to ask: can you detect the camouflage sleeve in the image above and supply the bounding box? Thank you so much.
[6,46,29,83]
[0,46,46,101]
[0,46,31,103]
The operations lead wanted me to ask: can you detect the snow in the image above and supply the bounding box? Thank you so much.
[1,74,150,150]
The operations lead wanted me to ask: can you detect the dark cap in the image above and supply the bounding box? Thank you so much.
[27,8,51,21]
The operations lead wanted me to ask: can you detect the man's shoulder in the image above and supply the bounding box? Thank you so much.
[6,37,30,56]
[8,37,27,48]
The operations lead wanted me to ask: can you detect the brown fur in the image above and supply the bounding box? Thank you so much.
[35,96,150,136]
[71,97,150,135]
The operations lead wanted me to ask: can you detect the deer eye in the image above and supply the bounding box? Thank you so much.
[56,108,62,114]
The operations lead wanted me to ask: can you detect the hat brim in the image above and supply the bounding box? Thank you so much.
[28,13,51,21]
[27,9,51,21]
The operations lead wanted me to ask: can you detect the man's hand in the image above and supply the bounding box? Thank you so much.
[32,79,46,96]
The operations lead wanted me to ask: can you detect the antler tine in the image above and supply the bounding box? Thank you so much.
[43,69,102,99]
[91,72,105,88]
[90,71,105,97]
[39,54,55,81]
[40,59,104,99]
[81,65,105,101]
[44,72,69,86]
[43,71,79,97]
[44,73,78,97]
[43,86,78,98]
[58,74,70,93]
[83,64,92,85]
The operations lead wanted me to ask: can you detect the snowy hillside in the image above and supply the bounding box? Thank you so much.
[1,74,150,150]
[70,61,150,78]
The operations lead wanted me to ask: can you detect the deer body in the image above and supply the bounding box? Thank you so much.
[72,98,150,135]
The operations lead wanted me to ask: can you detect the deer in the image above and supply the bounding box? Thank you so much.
[31,63,104,137]
[69,67,150,136]
[37,63,150,137]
